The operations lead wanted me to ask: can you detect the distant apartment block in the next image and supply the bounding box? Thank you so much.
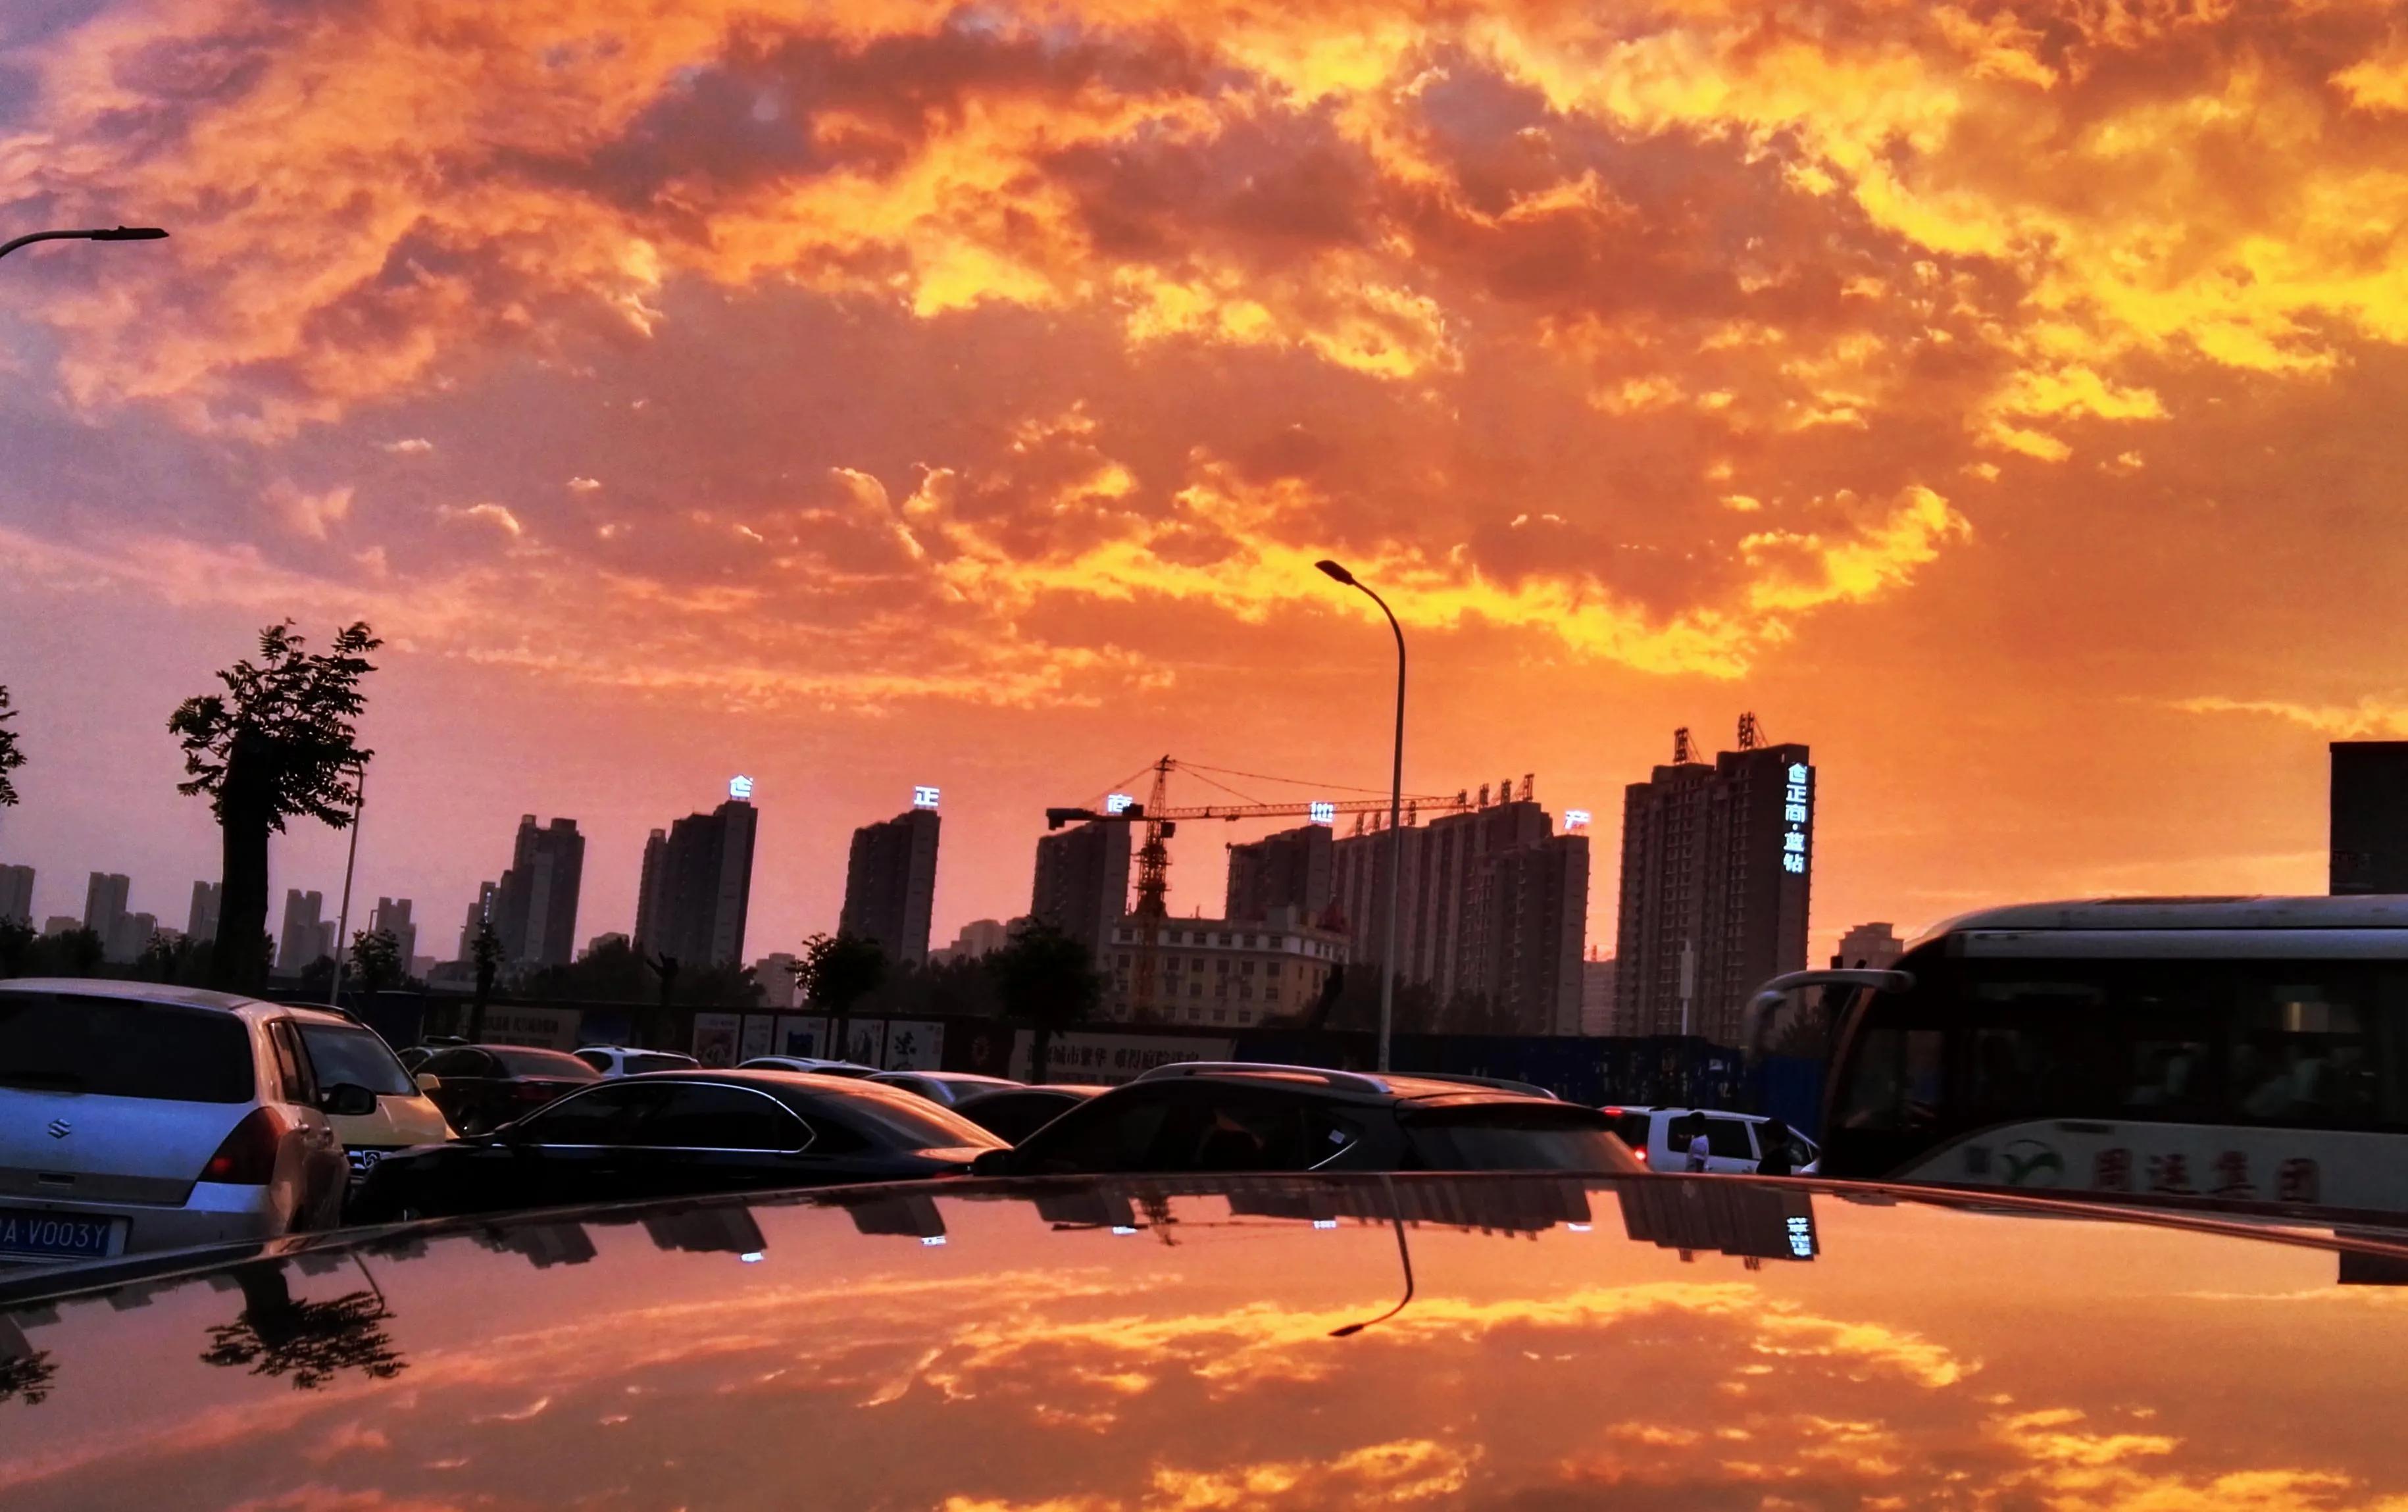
[1225,822,1334,924]
[370,897,419,971]
[1580,953,1619,1036]
[495,816,585,969]
[456,880,500,962]
[1101,912,1347,1029]
[278,889,336,972]
[634,783,759,969]
[0,865,32,927]
[932,919,1012,963]
[84,872,129,947]
[2330,742,2408,894]
[841,803,940,966]
[753,951,799,1009]
[1834,921,1903,970]
[1030,819,1130,955]
[186,880,222,944]
[1614,726,1813,1044]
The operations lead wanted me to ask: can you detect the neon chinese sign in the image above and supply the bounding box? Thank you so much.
[913,785,940,810]
[1105,793,1134,815]
[1780,761,1811,876]
[1564,809,1591,832]
[1309,801,1337,826]
[728,775,755,801]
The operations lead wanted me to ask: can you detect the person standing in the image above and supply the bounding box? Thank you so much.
[1685,1117,1711,1172]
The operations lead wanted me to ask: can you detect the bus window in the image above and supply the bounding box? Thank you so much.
[1967,967,2216,1122]
[2230,972,2380,1128]
[1834,1027,1941,1132]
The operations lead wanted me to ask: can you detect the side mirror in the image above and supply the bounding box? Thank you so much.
[414,1072,442,1092]
[318,1082,380,1118]
[968,1149,1016,1178]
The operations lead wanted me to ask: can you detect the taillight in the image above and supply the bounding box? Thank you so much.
[201,1106,288,1184]
[1631,1146,1649,1164]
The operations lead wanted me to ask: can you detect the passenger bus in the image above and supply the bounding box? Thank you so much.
[1748,897,2408,1219]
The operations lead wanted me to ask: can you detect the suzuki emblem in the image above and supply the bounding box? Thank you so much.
[45,1119,70,1139]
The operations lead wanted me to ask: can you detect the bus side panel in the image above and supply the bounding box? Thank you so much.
[1888,1120,2399,1214]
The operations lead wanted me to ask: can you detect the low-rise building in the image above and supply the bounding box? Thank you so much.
[1099,909,1348,1030]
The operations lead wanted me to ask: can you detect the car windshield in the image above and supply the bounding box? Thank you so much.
[0,993,254,1103]
[488,1047,601,1080]
[1403,1104,1635,1172]
[295,1022,417,1097]
[809,1086,1007,1150]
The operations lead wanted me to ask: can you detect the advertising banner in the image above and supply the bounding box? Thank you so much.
[1013,1031,1234,1085]
[691,1013,740,1067]
[880,1021,944,1071]
[773,1015,832,1057]
[482,1007,584,1051]
[738,1015,776,1062]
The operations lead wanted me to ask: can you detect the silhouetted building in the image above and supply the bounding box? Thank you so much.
[1226,823,1334,924]
[455,880,499,962]
[493,816,584,969]
[643,1204,765,1255]
[931,919,1011,963]
[369,897,419,971]
[1030,820,1129,954]
[84,872,128,949]
[109,912,157,963]
[1834,921,1903,970]
[634,784,759,969]
[278,888,334,972]
[186,880,221,943]
[1580,953,1618,1036]
[1615,732,1813,1043]
[0,865,32,928]
[1103,911,1346,1027]
[472,1221,596,1269]
[842,805,940,966]
[2332,742,2408,894]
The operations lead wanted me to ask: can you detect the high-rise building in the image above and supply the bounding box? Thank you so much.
[1834,921,1903,970]
[753,952,799,1009]
[84,872,130,946]
[456,881,500,961]
[2330,742,2408,894]
[109,911,159,963]
[1030,819,1130,955]
[1468,832,1590,1034]
[493,816,585,969]
[369,897,419,971]
[1580,953,1619,1036]
[278,889,334,972]
[841,803,941,966]
[1614,728,1814,1044]
[634,782,759,969]
[1226,822,1334,924]
[0,865,32,927]
[932,918,1013,963]
[186,880,222,944]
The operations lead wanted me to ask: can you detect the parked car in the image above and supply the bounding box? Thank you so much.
[0,980,366,1263]
[866,1070,1020,1107]
[951,1084,1105,1143]
[411,1046,600,1136]
[973,1063,1641,1176]
[573,1046,701,1078]
[350,1070,1006,1220]
[395,1046,434,1073]
[284,1011,455,1182]
[738,1055,878,1078]
[1606,1105,1820,1174]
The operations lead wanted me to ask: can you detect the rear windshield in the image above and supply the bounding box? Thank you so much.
[295,1022,416,1097]
[1403,1103,1635,1172]
[809,1086,1007,1150]
[1609,1113,1655,1149]
[489,1047,601,1079]
[625,1053,697,1074]
[0,993,255,1103]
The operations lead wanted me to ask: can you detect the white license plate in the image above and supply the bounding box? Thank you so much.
[0,1206,128,1261]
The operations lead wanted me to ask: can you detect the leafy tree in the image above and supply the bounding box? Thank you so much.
[199,1261,406,1391]
[135,930,181,982]
[169,622,380,994]
[988,919,1100,1081]
[795,932,886,1060]
[0,920,32,979]
[468,920,502,1041]
[0,685,23,809]
[521,936,651,1003]
[676,959,762,1009]
[348,927,403,997]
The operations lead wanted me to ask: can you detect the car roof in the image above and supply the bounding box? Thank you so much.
[1911,893,2408,947]
[6,1174,2403,1504]
[0,978,267,1014]
[1130,1061,1565,1105]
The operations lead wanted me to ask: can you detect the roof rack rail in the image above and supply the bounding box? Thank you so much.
[1132,1061,1390,1095]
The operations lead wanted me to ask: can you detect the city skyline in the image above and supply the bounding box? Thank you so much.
[3,1,2393,983]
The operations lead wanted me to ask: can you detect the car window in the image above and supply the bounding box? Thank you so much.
[522,1083,671,1145]
[638,1084,810,1150]
[0,993,255,1103]
[420,1047,495,1078]
[809,1087,1005,1151]
[488,1047,601,1080]
[266,1021,315,1103]
[296,1023,416,1097]
[1402,1104,1634,1172]
[1609,1113,1655,1149]
[625,1053,694,1075]
[963,1092,1076,1144]
[1707,1116,1756,1159]
[574,1049,613,1073]
[1018,1089,1175,1169]
[1144,1089,1326,1172]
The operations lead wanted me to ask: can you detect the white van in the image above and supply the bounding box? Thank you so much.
[1605,1105,1820,1175]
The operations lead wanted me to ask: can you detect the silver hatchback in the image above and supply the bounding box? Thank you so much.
[0,980,357,1265]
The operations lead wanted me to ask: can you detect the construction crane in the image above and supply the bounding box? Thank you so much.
[1047,757,1503,1020]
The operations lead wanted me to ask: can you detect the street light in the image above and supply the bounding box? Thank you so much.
[1315,557,1405,1072]
[0,226,170,261]
[326,761,367,1012]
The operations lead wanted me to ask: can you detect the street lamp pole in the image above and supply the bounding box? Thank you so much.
[1315,559,1405,1073]
[0,226,169,261]
[327,762,366,1011]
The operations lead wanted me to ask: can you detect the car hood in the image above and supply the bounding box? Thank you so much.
[0,1175,2404,1508]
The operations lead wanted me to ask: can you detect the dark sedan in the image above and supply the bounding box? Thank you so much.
[7,1173,2408,1512]
[411,1044,601,1135]
[350,1070,1005,1220]
[951,1083,1104,1142]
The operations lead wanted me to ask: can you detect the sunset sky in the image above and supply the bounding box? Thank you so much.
[7,0,2408,967]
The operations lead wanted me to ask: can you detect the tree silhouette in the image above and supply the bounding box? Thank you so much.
[795,932,886,1061]
[468,920,502,1041]
[349,926,403,998]
[0,684,23,809]
[640,949,680,1049]
[199,1262,406,1392]
[988,919,1101,1080]
[170,622,380,994]
[0,1346,54,1406]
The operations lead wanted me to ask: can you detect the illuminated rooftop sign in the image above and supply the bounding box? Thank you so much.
[913,785,940,811]
[1781,762,1811,876]
[1309,801,1337,826]
[1105,793,1134,815]
[728,775,755,801]
[1564,809,1591,832]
